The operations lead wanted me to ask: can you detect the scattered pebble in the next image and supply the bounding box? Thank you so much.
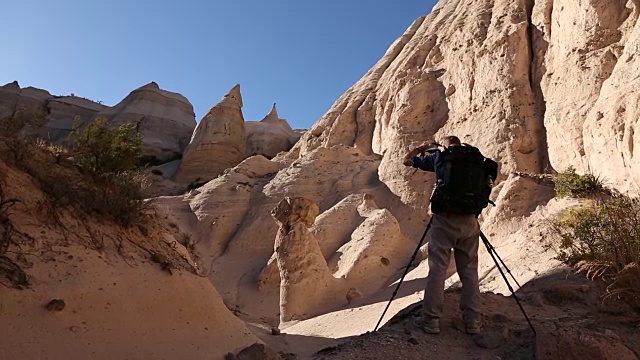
[271,327,281,335]
[46,299,65,312]
[152,253,168,264]
[408,336,419,345]
[474,331,506,349]
[604,329,619,339]
[346,288,362,303]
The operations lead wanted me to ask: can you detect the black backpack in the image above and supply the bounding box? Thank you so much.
[430,145,498,215]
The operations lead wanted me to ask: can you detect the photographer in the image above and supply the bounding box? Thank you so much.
[403,135,497,335]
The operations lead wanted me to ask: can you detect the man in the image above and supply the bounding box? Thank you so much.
[403,135,491,335]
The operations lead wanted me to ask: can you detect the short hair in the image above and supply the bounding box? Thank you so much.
[443,135,461,146]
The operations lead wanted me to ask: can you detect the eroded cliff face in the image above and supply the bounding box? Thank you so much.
[94,82,197,163]
[534,0,640,193]
[286,0,640,195]
[286,0,548,207]
[0,82,106,141]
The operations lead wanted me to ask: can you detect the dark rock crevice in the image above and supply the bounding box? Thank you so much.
[524,0,552,174]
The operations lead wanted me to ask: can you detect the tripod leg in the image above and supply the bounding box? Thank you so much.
[373,217,433,332]
[484,238,522,289]
[480,232,536,336]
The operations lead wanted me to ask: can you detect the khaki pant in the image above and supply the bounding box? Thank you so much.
[423,213,481,322]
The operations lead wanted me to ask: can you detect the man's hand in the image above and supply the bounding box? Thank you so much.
[403,142,434,166]
[421,142,446,153]
[403,148,419,166]
[416,143,429,152]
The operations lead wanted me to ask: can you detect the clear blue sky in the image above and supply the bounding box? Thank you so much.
[2,0,436,129]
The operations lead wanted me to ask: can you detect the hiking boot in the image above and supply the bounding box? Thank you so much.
[423,318,440,334]
[465,319,481,335]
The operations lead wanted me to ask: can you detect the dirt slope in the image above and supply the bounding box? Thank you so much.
[0,155,260,360]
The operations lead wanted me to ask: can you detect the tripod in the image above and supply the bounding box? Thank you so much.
[480,231,536,335]
[373,217,433,332]
[373,220,536,336]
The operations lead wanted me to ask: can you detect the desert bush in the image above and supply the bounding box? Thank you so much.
[553,166,607,198]
[0,112,47,139]
[0,118,152,228]
[0,115,25,138]
[550,196,640,308]
[69,118,142,175]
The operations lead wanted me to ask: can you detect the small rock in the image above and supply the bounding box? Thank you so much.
[380,257,390,266]
[46,299,66,312]
[604,329,619,339]
[225,353,237,360]
[151,253,173,274]
[152,253,168,264]
[474,331,506,349]
[408,336,419,345]
[236,343,282,360]
[271,327,281,335]
[580,285,590,293]
[346,288,362,303]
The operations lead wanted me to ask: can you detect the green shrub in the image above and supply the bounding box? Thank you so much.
[69,118,142,175]
[553,166,607,198]
[550,196,640,309]
[552,199,640,268]
[1,118,151,228]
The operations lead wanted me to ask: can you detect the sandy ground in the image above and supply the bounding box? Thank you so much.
[1,245,259,360]
[310,269,640,360]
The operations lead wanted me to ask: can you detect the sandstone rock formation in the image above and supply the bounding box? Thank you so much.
[156,144,420,325]
[257,194,367,290]
[285,0,640,198]
[259,194,414,298]
[327,194,414,295]
[176,85,247,184]
[44,95,108,142]
[93,82,196,163]
[157,155,285,274]
[0,81,107,142]
[264,195,416,323]
[0,81,51,133]
[283,0,548,213]
[532,0,640,193]
[1,81,306,189]
[245,104,303,159]
[272,197,347,322]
